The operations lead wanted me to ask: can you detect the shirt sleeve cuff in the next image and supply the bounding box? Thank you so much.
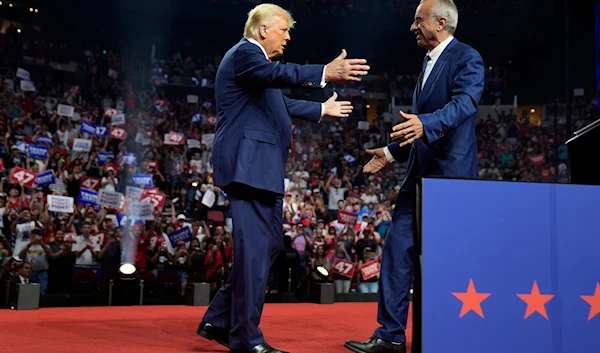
[383,146,395,163]
[320,67,327,88]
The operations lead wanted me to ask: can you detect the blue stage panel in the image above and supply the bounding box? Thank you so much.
[421,179,600,353]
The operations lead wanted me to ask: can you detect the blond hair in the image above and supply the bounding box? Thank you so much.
[243,3,296,39]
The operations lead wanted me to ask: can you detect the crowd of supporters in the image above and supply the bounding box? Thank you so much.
[0,21,593,306]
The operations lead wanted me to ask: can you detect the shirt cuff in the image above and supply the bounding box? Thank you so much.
[320,67,327,88]
[383,146,395,163]
[320,103,325,118]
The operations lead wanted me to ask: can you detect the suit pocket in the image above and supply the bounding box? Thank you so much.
[244,129,276,145]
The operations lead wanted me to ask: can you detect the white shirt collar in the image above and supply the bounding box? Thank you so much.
[427,36,454,61]
[246,37,269,61]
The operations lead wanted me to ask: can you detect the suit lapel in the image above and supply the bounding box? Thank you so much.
[417,39,458,110]
[412,88,418,114]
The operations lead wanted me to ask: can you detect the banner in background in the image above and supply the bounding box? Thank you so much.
[337,210,358,225]
[131,174,153,188]
[332,259,355,279]
[28,145,48,159]
[98,152,114,164]
[98,190,123,209]
[78,189,98,206]
[80,176,101,191]
[48,195,74,213]
[167,227,193,248]
[35,170,55,187]
[9,167,36,188]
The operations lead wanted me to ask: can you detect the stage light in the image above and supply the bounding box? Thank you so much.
[366,104,371,109]
[488,66,492,71]
[29,7,33,12]
[530,108,536,114]
[17,28,21,33]
[310,266,330,283]
[191,181,199,188]
[0,2,3,6]
[119,263,137,275]
[9,3,13,7]
[34,8,38,13]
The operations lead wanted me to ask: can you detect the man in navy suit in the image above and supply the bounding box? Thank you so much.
[344,0,484,352]
[196,3,370,353]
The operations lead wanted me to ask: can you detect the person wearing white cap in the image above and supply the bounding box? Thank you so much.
[101,166,118,192]
[174,213,192,231]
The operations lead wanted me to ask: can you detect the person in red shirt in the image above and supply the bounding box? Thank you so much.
[6,185,26,211]
[204,229,232,283]
[131,224,148,271]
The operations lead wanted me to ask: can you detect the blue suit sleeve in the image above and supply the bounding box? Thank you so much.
[284,96,321,123]
[234,44,325,89]
[386,142,411,163]
[419,48,485,144]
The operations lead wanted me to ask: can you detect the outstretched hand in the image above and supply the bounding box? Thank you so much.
[325,49,370,82]
[363,148,390,174]
[389,111,424,147]
[323,92,353,118]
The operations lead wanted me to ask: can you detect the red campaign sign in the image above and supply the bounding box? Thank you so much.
[360,260,381,281]
[80,176,101,191]
[541,168,551,178]
[64,232,78,243]
[332,259,355,279]
[477,152,483,160]
[139,191,165,211]
[167,132,185,144]
[529,153,545,165]
[144,187,159,194]
[110,127,127,140]
[146,161,157,170]
[10,167,36,188]
[207,116,217,125]
[338,210,358,225]
[104,108,118,118]
[93,230,106,245]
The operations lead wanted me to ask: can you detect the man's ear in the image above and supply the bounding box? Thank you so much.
[259,24,268,39]
[437,17,447,32]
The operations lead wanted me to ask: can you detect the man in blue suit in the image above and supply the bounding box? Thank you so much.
[196,3,370,353]
[344,0,484,352]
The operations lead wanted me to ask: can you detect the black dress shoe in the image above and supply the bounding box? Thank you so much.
[344,336,406,353]
[230,342,288,353]
[197,321,230,348]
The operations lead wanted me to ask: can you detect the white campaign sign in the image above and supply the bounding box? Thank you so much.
[201,189,216,208]
[73,138,92,152]
[57,104,75,117]
[48,195,74,213]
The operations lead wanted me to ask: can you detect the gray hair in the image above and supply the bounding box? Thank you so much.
[421,0,458,35]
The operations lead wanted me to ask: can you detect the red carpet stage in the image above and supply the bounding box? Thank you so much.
[0,303,412,353]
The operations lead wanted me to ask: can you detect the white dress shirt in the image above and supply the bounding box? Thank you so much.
[384,36,455,162]
[246,37,326,118]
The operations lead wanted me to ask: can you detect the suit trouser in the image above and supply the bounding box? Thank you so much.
[374,192,416,343]
[202,183,283,350]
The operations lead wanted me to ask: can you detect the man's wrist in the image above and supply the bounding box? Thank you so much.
[383,146,395,163]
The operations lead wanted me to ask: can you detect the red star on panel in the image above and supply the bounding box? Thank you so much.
[516,280,554,320]
[581,282,600,321]
[452,278,491,318]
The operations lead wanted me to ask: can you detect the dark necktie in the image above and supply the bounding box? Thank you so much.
[416,55,431,98]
